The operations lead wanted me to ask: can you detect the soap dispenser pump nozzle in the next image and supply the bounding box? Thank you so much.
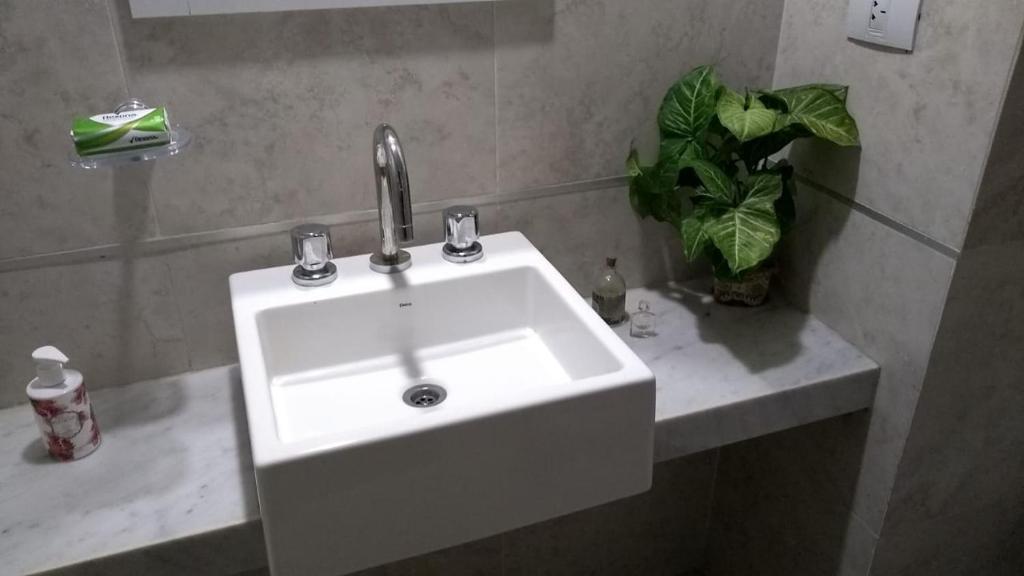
[32,345,69,387]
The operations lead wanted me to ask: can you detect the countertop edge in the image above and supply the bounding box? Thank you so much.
[653,366,879,462]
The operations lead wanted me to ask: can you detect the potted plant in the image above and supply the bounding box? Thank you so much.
[627,65,859,305]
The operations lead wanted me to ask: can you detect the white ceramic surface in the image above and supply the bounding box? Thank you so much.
[229,231,656,576]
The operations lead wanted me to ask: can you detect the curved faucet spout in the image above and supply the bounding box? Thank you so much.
[371,124,414,273]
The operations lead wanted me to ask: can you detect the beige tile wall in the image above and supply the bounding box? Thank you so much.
[777,0,1024,251]
[703,0,1024,574]
[6,1,1020,574]
[493,0,781,191]
[112,1,498,235]
[871,36,1024,575]
[0,0,785,407]
[0,0,139,260]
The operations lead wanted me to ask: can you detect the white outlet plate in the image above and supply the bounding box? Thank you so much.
[847,0,922,51]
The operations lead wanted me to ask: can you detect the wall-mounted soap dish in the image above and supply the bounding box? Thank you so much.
[69,99,192,170]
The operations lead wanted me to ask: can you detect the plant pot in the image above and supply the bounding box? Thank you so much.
[712,267,773,307]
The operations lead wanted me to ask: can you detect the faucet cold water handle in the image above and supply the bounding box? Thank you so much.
[442,205,484,263]
[444,205,479,249]
[291,224,338,287]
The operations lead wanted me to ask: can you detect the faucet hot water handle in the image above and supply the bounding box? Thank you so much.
[291,224,338,287]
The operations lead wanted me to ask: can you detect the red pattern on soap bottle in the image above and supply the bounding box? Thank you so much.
[89,408,102,447]
[30,393,100,461]
[32,399,62,419]
[46,434,75,461]
[73,385,87,405]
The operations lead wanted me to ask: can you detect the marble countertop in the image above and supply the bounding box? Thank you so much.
[0,282,878,576]
[0,367,267,576]
[614,284,878,462]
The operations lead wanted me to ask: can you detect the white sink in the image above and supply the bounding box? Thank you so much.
[230,231,655,576]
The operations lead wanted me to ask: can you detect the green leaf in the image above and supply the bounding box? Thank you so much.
[626,147,644,178]
[705,205,780,274]
[815,84,849,103]
[716,89,780,142]
[680,207,712,261]
[651,185,684,225]
[659,138,703,165]
[679,159,734,206]
[658,66,720,143]
[782,83,849,104]
[743,172,784,205]
[627,148,681,223]
[758,84,849,108]
[738,124,811,169]
[627,149,652,218]
[764,86,859,146]
[705,173,783,274]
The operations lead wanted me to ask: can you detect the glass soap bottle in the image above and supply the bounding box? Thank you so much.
[630,300,656,338]
[592,257,626,325]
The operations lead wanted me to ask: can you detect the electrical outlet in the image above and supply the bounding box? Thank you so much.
[847,0,921,51]
[868,0,890,34]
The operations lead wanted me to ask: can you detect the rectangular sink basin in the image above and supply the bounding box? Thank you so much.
[230,231,655,576]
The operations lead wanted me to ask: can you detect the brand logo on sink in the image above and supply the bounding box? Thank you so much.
[399,302,413,308]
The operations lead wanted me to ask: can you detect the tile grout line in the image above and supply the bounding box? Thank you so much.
[102,0,164,238]
[799,175,962,261]
[851,508,883,576]
[492,1,501,196]
[770,9,962,267]
[103,0,194,370]
[0,176,629,274]
[102,0,131,122]
[0,168,959,272]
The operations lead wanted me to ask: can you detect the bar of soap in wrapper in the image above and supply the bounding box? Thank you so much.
[71,107,171,156]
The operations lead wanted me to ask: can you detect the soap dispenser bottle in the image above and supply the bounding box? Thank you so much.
[26,346,101,461]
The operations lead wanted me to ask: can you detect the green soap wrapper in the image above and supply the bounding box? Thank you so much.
[71,107,171,156]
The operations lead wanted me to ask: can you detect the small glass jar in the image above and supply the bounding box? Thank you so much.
[630,300,656,338]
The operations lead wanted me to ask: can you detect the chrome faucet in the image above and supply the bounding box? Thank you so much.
[369,124,414,273]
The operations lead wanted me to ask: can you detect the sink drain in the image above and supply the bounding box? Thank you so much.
[403,383,447,408]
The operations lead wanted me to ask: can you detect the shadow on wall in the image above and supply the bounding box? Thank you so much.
[636,213,705,293]
[779,140,862,312]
